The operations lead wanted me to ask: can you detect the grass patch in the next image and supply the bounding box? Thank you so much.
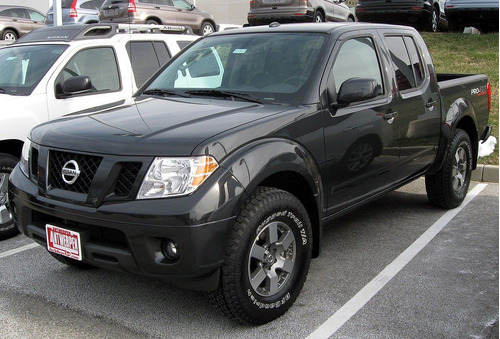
[421,33,499,165]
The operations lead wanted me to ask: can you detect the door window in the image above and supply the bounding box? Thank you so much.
[385,36,426,91]
[58,47,120,95]
[331,36,384,96]
[127,41,172,87]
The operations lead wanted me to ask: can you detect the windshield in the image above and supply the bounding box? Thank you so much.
[144,32,327,104]
[0,44,68,96]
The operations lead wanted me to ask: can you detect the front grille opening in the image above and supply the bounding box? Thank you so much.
[30,148,39,180]
[114,162,142,197]
[48,151,103,194]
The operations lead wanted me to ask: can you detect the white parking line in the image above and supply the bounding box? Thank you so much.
[306,183,488,339]
[0,243,39,259]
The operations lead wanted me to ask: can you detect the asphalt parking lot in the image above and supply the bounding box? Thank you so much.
[0,178,498,339]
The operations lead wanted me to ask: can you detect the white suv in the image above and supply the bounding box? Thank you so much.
[0,23,198,240]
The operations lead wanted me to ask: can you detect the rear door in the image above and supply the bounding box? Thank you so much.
[171,0,199,28]
[383,33,440,179]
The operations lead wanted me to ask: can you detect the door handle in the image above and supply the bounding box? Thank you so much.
[384,111,398,125]
[426,100,437,108]
[384,111,398,120]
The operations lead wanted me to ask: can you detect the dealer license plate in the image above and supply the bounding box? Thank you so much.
[46,224,82,261]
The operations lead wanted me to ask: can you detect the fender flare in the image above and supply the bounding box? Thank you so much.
[427,97,479,174]
[218,138,324,256]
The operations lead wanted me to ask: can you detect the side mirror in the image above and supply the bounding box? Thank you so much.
[61,76,92,96]
[337,77,379,105]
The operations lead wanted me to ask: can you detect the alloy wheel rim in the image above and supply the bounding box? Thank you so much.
[0,173,12,225]
[248,221,296,297]
[452,146,468,191]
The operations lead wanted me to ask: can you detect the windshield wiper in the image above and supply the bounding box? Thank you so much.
[185,90,262,103]
[142,89,191,98]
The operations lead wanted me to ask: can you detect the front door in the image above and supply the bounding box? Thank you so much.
[323,33,400,214]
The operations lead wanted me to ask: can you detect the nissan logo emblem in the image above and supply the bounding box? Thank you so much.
[61,160,81,185]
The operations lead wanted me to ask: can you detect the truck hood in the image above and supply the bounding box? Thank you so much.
[31,97,288,156]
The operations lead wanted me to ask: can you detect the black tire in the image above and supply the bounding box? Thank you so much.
[201,21,215,36]
[0,154,20,240]
[49,251,96,270]
[425,129,473,209]
[314,10,324,23]
[1,29,17,42]
[146,19,160,25]
[208,187,312,324]
[424,6,439,32]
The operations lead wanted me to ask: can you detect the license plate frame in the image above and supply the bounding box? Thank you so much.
[46,224,82,261]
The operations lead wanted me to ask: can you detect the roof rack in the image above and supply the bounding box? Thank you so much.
[117,24,194,35]
[14,23,194,44]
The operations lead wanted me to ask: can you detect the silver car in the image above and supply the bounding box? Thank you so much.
[45,0,105,25]
[99,0,217,36]
[0,5,45,41]
[247,0,355,26]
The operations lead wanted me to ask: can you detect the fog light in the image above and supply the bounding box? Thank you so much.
[162,240,179,260]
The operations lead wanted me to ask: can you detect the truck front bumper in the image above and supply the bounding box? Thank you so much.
[8,165,240,291]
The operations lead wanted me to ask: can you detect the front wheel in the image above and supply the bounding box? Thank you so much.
[0,154,20,240]
[425,129,473,209]
[208,187,312,324]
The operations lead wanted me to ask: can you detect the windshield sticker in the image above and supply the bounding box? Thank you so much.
[233,49,247,54]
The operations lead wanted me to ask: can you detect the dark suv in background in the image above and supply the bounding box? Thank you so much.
[46,0,105,25]
[356,0,448,32]
[99,0,216,35]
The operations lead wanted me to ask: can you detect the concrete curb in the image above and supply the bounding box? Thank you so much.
[472,165,499,183]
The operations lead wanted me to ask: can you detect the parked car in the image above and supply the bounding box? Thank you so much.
[0,5,45,42]
[0,23,198,240]
[356,0,448,32]
[99,0,216,36]
[8,22,491,324]
[45,0,105,25]
[445,0,499,33]
[247,0,355,25]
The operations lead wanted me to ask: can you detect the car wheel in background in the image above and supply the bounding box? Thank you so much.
[424,6,439,32]
[314,10,324,23]
[0,153,19,240]
[1,29,17,42]
[201,21,215,35]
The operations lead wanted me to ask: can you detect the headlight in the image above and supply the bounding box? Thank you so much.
[137,155,218,199]
[19,138,32,177]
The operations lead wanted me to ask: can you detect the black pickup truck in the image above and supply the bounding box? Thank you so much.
[8,22,491,324]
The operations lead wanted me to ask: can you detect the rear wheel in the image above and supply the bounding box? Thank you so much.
[425,129,473,208]
[314,10,324,23]
[201,21,215,36]
[0,154,19,240]
[208,187,312,324]
[424,6,439,32]
[146,18,160,25]
[1,29,17,42]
